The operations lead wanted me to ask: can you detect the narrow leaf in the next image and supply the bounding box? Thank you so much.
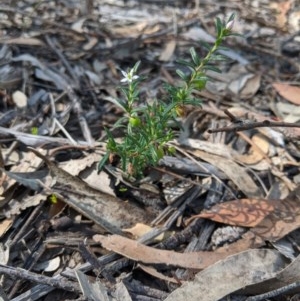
[215,17,223,38]
[189,47,200,66]
[97,152,110,172]
[176,59,195,70]
[176,69,187,81]
[203,65,222,73]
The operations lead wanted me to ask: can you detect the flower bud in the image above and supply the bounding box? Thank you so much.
[226,19,234,31]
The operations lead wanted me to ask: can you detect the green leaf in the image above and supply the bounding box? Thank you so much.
[217,45,230,51]
[98,152,110,172]
[203,65,222,73]
[227,12,235,23]
[148,145,159,162]
[209,54,228,61]
[132,60,141,73]
[176,59,196,70]
[184,98,202,106]
[199,41,212,51]
[106,96,127,112]
[98,14,243,179]
[113,116,128,129]
[176,69,188,81]
[215,17,223,38]
[190,47,200,66]
[105,130,118,151]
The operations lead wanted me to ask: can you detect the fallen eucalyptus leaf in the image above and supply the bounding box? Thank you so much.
[164,249,287,301]
[93,234,238,269]
[242,254,300,295]
[29,148,155,235]
[1,168,50,191]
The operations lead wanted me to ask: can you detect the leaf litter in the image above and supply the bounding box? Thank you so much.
[0,0,299,300]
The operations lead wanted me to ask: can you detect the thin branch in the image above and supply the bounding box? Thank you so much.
[208,109,300,133]
[0,264,80,293]
[245,281,300,301]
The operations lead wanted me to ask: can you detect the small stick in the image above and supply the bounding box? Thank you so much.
[208,114,300,134]
[0,264,80,293]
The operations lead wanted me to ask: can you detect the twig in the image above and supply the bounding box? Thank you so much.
[44,36,94,146]
[208,109,300,134]
[245,281,300,301]
[0,264,80,293]
[0,126,89,146]
[45,35,79,87]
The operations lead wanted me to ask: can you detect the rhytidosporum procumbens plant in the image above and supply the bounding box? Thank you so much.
[99,13,238,178]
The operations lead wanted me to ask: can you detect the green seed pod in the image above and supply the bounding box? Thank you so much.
[129,117,141,127]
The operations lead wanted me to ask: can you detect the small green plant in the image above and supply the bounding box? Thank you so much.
[99,13,238,178]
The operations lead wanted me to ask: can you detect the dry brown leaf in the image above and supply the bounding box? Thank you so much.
[276,102,300,123]
[58,153,101,176]
[252,186,300,242]
[187,199,279,227]
[4,194,48,219]
[65,153,117,197]
[217,186,300,255]
[192,148,263,198]
[159,39,176,61]
[93,234,236,270]
[188,185,300,232]
[123,223,165,240]
[242,254,300,295]
[0,219,13,237]
[0,150,43,200]
[137,264,179,284]
[1,37,45,46]
[111,21,148,37]
[228,73,261,99]
[237,134,270,165]
[270,0,292,28]
[272,82,300,105]
[29,148,154,235]
[164,249,286,301]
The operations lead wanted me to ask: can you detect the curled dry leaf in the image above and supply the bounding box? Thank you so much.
[228,73,261,99]
[186,198,280,227]
[215,186,300,254]
[187,189,300,229]
[123,223,166,241]
[236,134,270,165]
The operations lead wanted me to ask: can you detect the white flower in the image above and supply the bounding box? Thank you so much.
[120,68,139,83]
